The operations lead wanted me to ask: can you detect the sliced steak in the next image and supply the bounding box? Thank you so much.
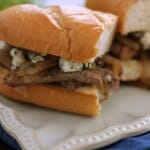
[4,68,119,90]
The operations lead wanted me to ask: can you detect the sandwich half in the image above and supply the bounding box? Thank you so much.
[86,0,150,88]
[0,4,119,116]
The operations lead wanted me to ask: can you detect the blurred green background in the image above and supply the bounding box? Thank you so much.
[0,0,85,10]
[0,0,35,10]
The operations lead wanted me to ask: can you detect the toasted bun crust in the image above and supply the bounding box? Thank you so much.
[0,66,100,116]
[0,4,117,62]
[86,0,150,35]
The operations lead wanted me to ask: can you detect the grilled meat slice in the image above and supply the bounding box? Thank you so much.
[4,67,119,90]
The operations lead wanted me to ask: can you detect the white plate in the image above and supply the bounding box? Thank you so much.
[0,86,150,150]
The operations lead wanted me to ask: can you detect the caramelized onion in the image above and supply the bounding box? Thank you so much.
[16,56,58,76]
[140,53,150,87]
[103,55,122,78]
[0,46,12,69]
[116,35,140,50]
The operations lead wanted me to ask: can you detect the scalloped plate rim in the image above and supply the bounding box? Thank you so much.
[0,102,150,150]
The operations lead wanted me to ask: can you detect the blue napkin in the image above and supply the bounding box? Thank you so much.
[0,124,21,150]
[0,124,149,150]
[99,132,150,150]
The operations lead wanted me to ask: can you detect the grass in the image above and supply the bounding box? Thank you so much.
[0,0,35,10]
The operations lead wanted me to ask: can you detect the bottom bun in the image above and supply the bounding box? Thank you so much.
[0,66,100,116]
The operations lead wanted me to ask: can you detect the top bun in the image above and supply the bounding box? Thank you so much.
[86,0,150,35]
[0,4,117,62]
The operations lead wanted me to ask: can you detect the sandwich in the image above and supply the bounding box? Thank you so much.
[86,0,150,88]
[0,4,119,116]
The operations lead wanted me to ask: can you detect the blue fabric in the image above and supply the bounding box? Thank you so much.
[99,132,150,150]
[0,124,150,150]
[0,124,21,150]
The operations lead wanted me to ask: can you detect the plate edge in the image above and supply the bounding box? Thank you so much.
[0,102,150,150]
[55,115,150,150]
[0,103,40,150]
